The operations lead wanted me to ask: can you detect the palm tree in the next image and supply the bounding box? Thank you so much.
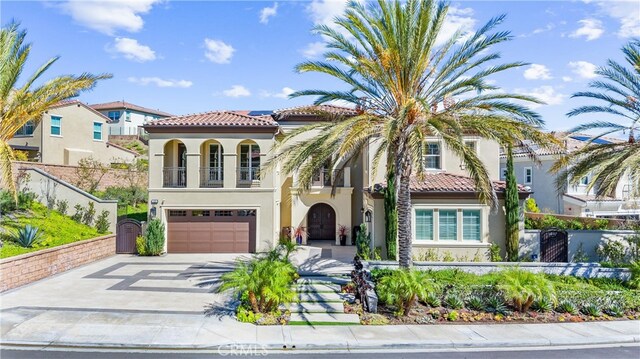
[0,22,111,201]
[552,39,640,199]
[269,0,549,268]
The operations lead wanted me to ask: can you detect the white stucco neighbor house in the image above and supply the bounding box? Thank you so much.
[90,100,173,137]
[500,133,639,220]
[144,105,528,259]
[9,100,139,166]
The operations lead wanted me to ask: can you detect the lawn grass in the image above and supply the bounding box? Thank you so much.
[0,202,103,259]
[117,203,148,222]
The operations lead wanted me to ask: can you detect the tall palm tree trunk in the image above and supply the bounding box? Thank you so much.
[396,146,413,268]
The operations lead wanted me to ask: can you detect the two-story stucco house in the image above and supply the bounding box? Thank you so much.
[90,100,173,137]
[9,100,139,166]
[500,133,639,219]
[144,105,527,258]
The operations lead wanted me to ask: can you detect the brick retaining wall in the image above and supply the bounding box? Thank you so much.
[0,234,115,292]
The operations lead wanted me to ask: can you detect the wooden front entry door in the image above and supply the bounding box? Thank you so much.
[307,203,336,240]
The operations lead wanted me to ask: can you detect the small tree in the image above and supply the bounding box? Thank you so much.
[504,146,520,262]
[74,157,109,193]
[144,219,165,255]
[94,210,110,233]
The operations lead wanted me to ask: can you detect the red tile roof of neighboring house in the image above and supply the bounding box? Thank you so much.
[273,104,358,119]
[502,132,625,158]
[50,99,112,123]
[143,111,278,128]
[371,172,529,194]
[90,100,174,117]
[106,141,141,156]
[563,194,623,203]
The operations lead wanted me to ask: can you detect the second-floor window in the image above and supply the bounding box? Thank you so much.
[50,116,61,136]
[580,175,590,185]
[524,167,533,185]
[108,111,121,122]
[465,141,476,152]
[424,142,441,169]
[209,144,223,181]
[93,122,102,140]
[15,120,34,136]
[125,111,131,122]
[240,144,260,181]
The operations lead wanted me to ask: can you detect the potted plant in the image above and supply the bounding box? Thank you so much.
[338,225,348,246]
[293,226,306,245]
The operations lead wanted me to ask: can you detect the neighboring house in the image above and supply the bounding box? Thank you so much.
[500,133,639,219]
[144,105,528,258]
[9,100,139,166]
[90,100,173,137]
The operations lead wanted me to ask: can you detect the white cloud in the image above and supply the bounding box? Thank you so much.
[435,6,477,46]
[110,37,156,62]
[223,85,251,98]
[204,38,235,64]
[533,23,555,35]
[568,61,599,79]
[59,0,161,36]
[261,87,295,99]
[301,41,327,59]
[523,64,553,80]
[517,86,566,109]
[569,18,604,41]
[562,76,573,82]
[306,0,348,30]
[595,1,640,38]
[128,77,192,88]
[260,3,278,24]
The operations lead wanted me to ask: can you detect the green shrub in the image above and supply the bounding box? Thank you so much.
[11,224,43,248]
[596,240,627,266]
[628,261,640,289]
[489,243,502,262]
[356,223,371,260]
[496,268,555,312]
[484,295,508,314]
[94,210,110,234]
[447,310,459,321]
[82,202,96,226]
[581,303,602,317]
[444,294,464,309]
[413,249,439,262]
[135,235,148,256]
[71,204,84,222]
[441,251,454,262]
[236,307,263,323]
[566,220,584,230]
[556,300,578,315]
[524,198,540,213]
[540,215,567,229]
[466,295,484,311]
[591,219,610,230]
[55,200,69,215]
[219,256,297,314]
[0,190,15,214]
[144,219,165,256]
[572,243,589,263]
[376,269,436,316]
[423,292,441,307]
[604,305,624,317]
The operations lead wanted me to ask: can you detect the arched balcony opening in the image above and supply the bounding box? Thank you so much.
[238,141,260,187]
[200,140,224,188]
[163,140,186,188]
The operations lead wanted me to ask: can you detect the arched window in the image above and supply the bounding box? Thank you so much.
[239,142,260,182]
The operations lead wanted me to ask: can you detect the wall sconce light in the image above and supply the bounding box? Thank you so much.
[150,206,157,219]
[151,199,159,205]
[365,210,372,223]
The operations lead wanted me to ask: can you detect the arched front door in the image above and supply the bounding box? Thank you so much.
[307,203,336,241]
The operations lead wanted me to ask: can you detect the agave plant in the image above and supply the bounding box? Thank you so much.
[532,296,554,313]
[11,224,43,248]
[466,295,485,311]
[444,293,465,309]
[556,300,579,315]
[581,303,602,317]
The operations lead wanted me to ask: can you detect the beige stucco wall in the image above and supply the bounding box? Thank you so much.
[9,104,136,165]
[289,187,354,245]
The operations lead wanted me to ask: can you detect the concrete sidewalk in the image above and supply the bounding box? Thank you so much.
[1,306,638,351]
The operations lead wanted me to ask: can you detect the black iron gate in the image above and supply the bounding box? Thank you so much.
[540,227,568,262]
[116,218,142,254]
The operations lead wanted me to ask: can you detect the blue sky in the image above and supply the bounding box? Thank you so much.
[2,0,639,131]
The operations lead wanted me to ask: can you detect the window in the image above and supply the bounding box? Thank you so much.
[50,116,61,136]
[424,142,441,169]
[208,144,223,181]
[524,167,533,184]
[169,210,187,217]
[214,210,233,217]
[465,141,476,152]
[239,144,260,181]
[93,122,102,140]
[580,175,590,185]
[125,111,131,122]
[439,210,457,240]
[107,111,121,122]
[15,120,34,136]
[501,168,508,180]
[462,210,481,241]
[191,210,210,217]
[415,209,434,241]
[238,210,256,216]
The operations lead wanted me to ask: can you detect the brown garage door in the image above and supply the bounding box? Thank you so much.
[167,209,256,253]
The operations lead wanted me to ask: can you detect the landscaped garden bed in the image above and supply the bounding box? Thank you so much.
[344,267,640,325]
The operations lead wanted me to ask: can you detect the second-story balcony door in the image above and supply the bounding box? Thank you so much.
[239,144,260,184]
[201,143,223,187]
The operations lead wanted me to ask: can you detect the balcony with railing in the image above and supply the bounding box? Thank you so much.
[312,168,344,187]
[238,167,260,187]
[200,167,223,188]
[163,167,186,188]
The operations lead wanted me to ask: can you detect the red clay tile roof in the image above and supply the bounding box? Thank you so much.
[106,141,141,156]
[90,101,173,117]
[372,172,529,194]
[273,104,358,119]
[143,111,278,128]
[563,194,623,203]
[50,99,112,123]
[501,132,625,158]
